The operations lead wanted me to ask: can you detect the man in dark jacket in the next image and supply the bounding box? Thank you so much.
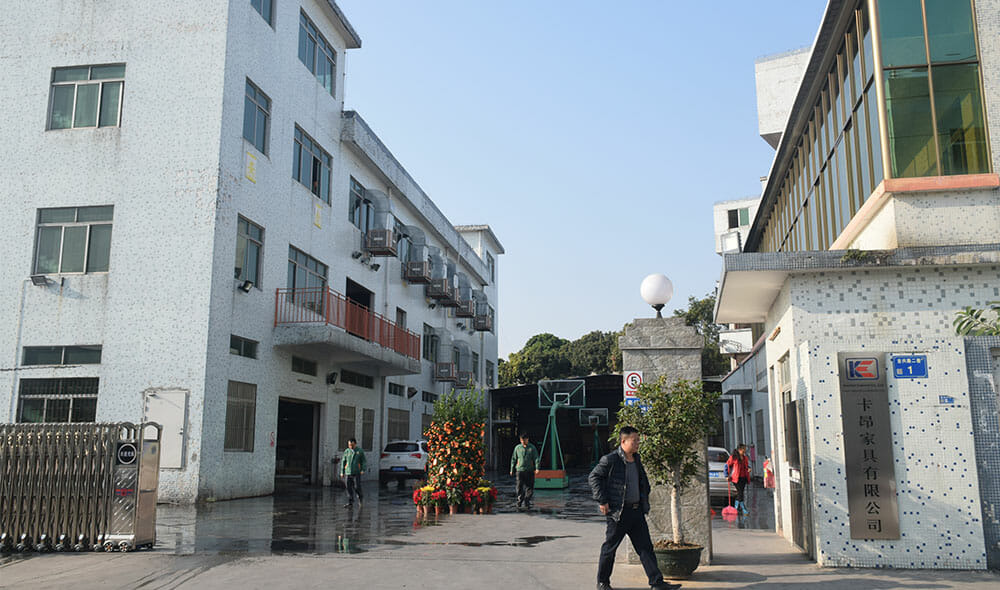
[588,426,679,590]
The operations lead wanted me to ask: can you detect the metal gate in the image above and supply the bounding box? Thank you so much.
[0,422,161,553]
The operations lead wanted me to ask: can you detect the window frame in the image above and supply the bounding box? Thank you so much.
[17,377,99,423]
[298,10,337,96]
[235,216,264,288]
[224,380,257,452]
[291,355,317,376]
[22,345,102,366]
[243,79,271,155]
[250,0,274,26]
[33,206,114,275]
[292,125,332,203]
[48,64,125,130]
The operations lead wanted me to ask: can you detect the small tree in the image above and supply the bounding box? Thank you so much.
[424,388,488,491]
[615,376,720,546]
[954,301,1000,336]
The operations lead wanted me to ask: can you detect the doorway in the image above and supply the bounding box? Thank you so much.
[276,398,320,484]
[345,278,373,339]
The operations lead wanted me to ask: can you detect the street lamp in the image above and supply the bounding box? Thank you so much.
[640,273,673,318]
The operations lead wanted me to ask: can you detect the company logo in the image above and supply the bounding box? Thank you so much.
[117,443,137,465]
[846,358,879,380]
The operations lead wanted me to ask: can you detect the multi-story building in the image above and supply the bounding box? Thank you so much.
[0,0,502,503]
[716,0,1000,570]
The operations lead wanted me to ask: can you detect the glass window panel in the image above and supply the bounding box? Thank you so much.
[50,85,75,129]
[292,142,301,181]
[77,205,113,222]
[883,68,937,177]
[739,207,750,226]
[53,67,89,82]
[836,135,853,228]
[933,63,989,175]
[850,27,863,103]
[298,22,310,66]
[90,64,125,79]
[867,88,885,186]
[46,398,71,422]
[925,0,977,63]
[60,226,87,273]
[86,224,112,272]
[235,235,248,279]
[255,109,268,153]
[19,399,46,423]
[24,347,63,365]
[262,0,272,24]
[64,345,102,364]
[320,165,330,202]
[35,226,62,273]
[243,95,256,144]
[74,84,99,127]
[72,398,97,422]
[861,6,874,82]
[98,81,121,126]
[246,242,260,284]
[856,103,873,200]
[305,36,316,72]
[878,0,927,67]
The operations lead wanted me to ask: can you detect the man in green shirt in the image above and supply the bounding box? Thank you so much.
[340,438,366,507]
[510,432,540,509]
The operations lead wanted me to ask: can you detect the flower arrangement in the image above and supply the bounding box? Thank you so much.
[446,483,463,506]
[430,489,448,508]
[413,485,434,506]
[423,389,487,493]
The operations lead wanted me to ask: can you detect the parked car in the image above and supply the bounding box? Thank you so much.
[708,446,731,500]
[379,440,429,487]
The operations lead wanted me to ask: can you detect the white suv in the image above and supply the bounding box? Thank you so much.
[378,440,428,487]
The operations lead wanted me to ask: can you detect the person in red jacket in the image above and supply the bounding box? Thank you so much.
[726,444,751,515]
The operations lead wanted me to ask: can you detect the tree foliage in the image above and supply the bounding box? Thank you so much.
[673,294,730,377]
[498,328,625,387]
[954,301,1000,336]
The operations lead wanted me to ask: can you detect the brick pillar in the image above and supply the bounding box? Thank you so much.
[619,316,711,564]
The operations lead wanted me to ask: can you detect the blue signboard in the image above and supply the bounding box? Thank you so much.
[892,355,928,379]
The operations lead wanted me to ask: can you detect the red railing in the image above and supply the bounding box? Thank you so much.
[275,287,421,361]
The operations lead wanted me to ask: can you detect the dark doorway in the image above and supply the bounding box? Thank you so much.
[276,398,319,484]
[345,278,373,339]
[345,278,372,309]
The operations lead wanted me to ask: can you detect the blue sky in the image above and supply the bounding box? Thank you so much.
[336,1,828,358]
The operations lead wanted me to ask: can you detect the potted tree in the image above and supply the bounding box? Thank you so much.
[615,376,720,579]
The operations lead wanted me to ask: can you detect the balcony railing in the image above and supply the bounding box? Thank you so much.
[275,287,420,360]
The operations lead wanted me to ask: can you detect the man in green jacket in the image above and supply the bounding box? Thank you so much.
[510,432,540,509]
[340,438,366,507]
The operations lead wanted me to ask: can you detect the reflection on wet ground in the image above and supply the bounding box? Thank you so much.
[155,470,603,556]
[153,471,774,556]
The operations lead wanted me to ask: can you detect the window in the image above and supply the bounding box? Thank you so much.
[388,382,404,397]
[341,369,374,389]
[225,381,257,451]
[395,218,410,263]
[387,408,409,441]
[489,306,496,333]
[422,324,438,362]
[421,413,432,437]
[298,11,336,96]
[348,177,373,231]
[34,206,113,274]
[472,352,480,382]
[292,126,332,202]
[727,207,750,229]
[250,0,273,25]
[287,245,327,311]
[17,378,98,423]
[395,307,407,329]
[229,336,258,359]
[49,64,124,130]
[422,391,438,403]
[291,355,317,376]
[362,408,375,450]
[338,405,356,450]
[243,80,270,154]
[235,216,263,287]
[486,252,495,283]
[23,345,101,365]
[486,360,495,387]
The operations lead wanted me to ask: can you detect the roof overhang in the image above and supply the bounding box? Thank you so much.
[322,1,362,49]
[715,243,1000,324]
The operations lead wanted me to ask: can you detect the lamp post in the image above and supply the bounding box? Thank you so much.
[640,273,673,318]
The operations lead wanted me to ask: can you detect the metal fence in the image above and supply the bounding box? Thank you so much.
[0,421,161,553]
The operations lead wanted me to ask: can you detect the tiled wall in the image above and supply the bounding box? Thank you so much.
[766,265,999,569]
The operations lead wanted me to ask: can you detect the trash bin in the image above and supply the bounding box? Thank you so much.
[0,422,162,553]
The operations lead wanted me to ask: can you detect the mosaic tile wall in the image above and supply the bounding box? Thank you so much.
[962,336,1000,570]
[773,265,999,569]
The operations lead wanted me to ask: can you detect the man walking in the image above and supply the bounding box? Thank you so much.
[509,432,539,509]
[340,437,366,507]
[588,426,680,590]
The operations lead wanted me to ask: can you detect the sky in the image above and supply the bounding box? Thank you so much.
[336,0,829,358]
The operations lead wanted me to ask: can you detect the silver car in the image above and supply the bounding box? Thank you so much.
[708,446,731,499]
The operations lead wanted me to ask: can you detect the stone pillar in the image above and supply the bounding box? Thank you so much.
[619,317,711,564]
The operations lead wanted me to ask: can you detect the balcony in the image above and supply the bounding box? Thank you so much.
[434,362,457,382]
[364,229,397,257]
[274,287,421,376]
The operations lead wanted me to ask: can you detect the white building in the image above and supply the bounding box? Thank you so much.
[0,0,502,503]
[717,0,1000,571]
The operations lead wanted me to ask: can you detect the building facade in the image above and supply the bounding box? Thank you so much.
[717,0,1000,570]
[0,0,502,503]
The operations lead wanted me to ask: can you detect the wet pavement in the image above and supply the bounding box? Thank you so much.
[709,480,775,532]
[154,470,604,556]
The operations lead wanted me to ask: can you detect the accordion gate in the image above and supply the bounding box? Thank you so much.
[0,422,161,553]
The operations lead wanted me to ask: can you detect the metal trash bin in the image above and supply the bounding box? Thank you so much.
[0,421,162,553]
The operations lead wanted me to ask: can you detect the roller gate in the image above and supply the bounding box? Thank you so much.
[0,422,161,553]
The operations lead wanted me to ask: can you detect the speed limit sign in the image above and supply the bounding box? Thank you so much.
[623,371,642,399]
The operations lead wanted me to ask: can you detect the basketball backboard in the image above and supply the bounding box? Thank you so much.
[538,380,586,409]
[578,408,608,426]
